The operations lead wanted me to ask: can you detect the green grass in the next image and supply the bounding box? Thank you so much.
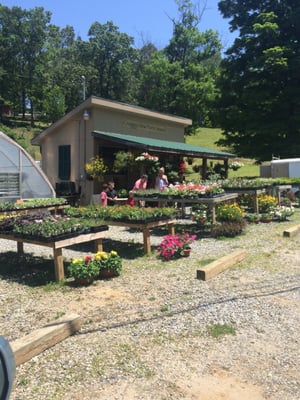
[185,127,260,179]
[207,323,236,338]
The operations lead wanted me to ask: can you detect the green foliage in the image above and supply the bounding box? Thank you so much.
[216,0,300,161]
[216,203,244,222]
[68,255,100,281]
[207,323,236,338]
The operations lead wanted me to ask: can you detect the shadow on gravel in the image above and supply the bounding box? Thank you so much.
[78,282,300,337]
[0,251,56,286]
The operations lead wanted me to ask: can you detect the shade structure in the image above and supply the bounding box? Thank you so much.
[92,131,235,160]
[0,131,55,201]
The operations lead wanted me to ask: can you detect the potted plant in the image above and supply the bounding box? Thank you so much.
[157,232,197,260]
[95,250,122,278]
[68,255,100,285]
[246,213,260,223]
[85,156,108,181]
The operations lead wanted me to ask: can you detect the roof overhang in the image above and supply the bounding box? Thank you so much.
[92,131,236,160]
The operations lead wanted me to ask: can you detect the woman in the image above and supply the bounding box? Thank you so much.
[155,167,168,190]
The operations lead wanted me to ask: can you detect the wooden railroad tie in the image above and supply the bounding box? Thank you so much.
[197,249,246,281]
[10,313,82,366]
[283,224,300,238]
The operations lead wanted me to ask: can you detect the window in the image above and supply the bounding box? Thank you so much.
[58,145,70,180]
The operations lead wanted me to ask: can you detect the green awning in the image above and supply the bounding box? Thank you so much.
[92,131,235,160]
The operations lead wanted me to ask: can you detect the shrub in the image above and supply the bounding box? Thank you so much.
[216,203,244,222]
[258,194,278,213]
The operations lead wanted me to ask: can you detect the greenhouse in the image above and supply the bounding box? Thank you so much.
[0,131,55,201]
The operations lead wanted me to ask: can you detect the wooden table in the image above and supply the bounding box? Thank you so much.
[108,219,176,254]
[223,188,266,213]
[133,193,238,220]
[0,204,68,216]
[0,229,108,282]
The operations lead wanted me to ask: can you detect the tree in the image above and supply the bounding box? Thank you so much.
[216,0,300,161]
[86,21,138,102]
[0,5,51,125]
[156,0,221,126]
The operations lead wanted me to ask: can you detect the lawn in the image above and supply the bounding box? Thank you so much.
[185,127,260,180]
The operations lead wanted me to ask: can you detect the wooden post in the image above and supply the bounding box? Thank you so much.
[53,248,64,281]
[168,222,175,236]
[202,158,207,179]
[17,241,24,254]
[197,249,246,281]
[143,227,151,254]
[94,238,103,252]
[11,313,82,366]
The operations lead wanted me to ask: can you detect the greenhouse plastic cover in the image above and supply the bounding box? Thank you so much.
[0,131,55,201]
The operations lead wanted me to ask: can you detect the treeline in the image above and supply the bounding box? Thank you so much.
[1,0,299,162]
[0,1,222,129]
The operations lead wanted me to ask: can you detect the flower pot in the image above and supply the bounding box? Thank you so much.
[99,269,119,279]
[261,218,272,223]
[183,247,191,257]
[74,277,94,286]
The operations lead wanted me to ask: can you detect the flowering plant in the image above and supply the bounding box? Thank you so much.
[94,250,122,275]
[157,232,197,260]
[135,152,159,162]
[68,255,100,281]
[258,194,278,213]
[68,250,122,281]
[229,161,244,171]
[85,156,108,180]
[216,203,245,222]
[192,205,213,226]
[270,205,294,221]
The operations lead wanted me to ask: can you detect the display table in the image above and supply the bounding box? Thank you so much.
[108,219,176,254]
[0,204,68,216]
[0,228,108,282]
[223,188,266,213]
[133,193,238,220]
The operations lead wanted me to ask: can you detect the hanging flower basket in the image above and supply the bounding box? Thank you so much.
[85,156,108,181]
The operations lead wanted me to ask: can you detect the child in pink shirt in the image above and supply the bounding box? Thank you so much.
[100,183,109,206]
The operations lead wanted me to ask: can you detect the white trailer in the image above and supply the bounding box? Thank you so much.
[271,158,300,178]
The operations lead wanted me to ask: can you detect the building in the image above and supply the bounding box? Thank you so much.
[32,96,235,204]
[0,131,55,201]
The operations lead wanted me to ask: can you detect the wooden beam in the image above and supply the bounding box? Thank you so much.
[283,224,300,237]
[197,249,246,281]
[10,313,82,366]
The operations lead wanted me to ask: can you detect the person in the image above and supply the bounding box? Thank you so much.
[155,167,168,190]
[107,181,117,206]
[132,174,148,207]
[100,183,109,206]
[126,190,136,206]
[132,174,148,191]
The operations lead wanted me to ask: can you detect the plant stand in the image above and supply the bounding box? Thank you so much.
[0,229,108,282]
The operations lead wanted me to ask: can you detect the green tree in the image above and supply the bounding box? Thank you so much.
[0,5,51,125]
[216,0,300,161]
[138,0,222,127]
[86,21,138,102]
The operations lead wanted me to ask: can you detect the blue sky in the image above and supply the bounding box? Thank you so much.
[1,0,236,50]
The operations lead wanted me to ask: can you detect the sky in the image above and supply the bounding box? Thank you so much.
[1,0,237,50]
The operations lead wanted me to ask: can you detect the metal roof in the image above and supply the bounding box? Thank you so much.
[92,131,235,160]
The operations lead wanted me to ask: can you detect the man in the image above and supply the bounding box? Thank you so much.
[107,181,117,206]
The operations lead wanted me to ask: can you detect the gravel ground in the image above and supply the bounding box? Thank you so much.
[1,212,300,400]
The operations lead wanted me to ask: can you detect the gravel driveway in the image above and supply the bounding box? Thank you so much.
[1,213,299,400]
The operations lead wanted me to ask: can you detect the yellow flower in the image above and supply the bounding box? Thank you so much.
[72,258,83,265]
[110,250,118,256]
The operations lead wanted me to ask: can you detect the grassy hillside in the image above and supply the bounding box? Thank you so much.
[185,127,260,179]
